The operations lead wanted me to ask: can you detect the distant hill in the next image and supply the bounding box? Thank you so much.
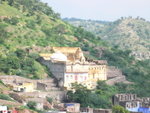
[64,17,150,60]
[63,18,110,37]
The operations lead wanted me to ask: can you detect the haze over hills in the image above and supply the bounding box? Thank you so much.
[64,17,150,60]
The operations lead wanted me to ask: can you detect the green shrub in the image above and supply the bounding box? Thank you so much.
[26,20,36,29]
[46,97,53,103]
[112,105,129,113]
[27,101,37,109]
[10,17,19,25]
[0,94,12,101]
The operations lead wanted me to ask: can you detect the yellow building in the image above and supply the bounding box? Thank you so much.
[40,47,107,90]
[64,64,107,89]
[13,82,34,92]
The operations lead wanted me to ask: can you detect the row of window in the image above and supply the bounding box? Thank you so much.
[65,75,87,81]
[89,66,105,70]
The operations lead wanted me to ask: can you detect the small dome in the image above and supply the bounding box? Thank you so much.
[51,52,67,62]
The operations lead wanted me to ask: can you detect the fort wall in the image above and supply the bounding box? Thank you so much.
[18,91,67,102]
[106,76,126,85]
[107,66,123,79]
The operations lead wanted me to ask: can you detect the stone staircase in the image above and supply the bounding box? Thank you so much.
[36,78,61,91]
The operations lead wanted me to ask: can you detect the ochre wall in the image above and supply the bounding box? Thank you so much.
[88,65,107,81]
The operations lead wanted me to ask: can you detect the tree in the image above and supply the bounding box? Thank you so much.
[8,0,14,6]
[36,15,42,24]
[10,17,19,25]
[6,56,20,69]
[67,83,91,107]
[26,20,36,29]
[15,49,26,59]
[112,105,129,113]
[97,81,109,91]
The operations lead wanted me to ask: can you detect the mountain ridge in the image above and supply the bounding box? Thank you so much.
[64,17,150,60]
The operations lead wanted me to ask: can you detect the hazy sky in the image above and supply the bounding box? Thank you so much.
[41,0,150,21]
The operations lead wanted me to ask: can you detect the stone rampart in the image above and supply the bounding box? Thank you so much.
[106,76,126,85]
[107,66,123,79]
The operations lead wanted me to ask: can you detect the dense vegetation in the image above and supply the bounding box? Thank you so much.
[67,82,117,108]
[0,49,48,79]
[99,48,150,97]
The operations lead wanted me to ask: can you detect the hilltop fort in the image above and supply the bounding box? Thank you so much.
[37,47,128,89]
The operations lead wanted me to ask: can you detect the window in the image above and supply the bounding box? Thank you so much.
[70,75,73,79]
[75,75,78,81]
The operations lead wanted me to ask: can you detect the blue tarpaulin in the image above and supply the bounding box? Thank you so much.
[138,107,150,113]
[65,104,74,106]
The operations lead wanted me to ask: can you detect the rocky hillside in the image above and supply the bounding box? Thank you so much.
[64,17,150,60]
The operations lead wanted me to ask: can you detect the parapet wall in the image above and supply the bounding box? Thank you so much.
[113,93,150,110]
[107,66,123,79]
[106,76,126,85]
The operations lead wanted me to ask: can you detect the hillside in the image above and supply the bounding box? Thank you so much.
[0,0,107,79]
[64,17,150,60]
[0,1,107,53]
[0,0,150,109]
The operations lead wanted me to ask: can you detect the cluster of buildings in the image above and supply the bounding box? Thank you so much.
[0,75,66,110]
[39,47,108,90]
[0,75,60,92]
[113,94,150,113]
[46,104,112,113]
[0,47,132,113]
